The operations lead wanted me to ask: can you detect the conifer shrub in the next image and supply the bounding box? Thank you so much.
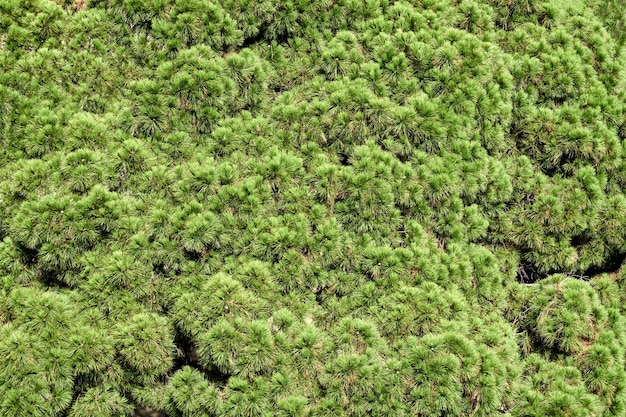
[3,0,626,416]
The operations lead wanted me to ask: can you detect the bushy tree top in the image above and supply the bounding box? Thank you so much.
[2,0,626,416]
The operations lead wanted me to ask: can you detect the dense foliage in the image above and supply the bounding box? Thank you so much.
[2,0,626,416]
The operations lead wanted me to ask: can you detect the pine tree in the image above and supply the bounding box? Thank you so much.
[3,0,626,415]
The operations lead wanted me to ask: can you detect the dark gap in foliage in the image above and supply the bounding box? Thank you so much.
[99,229,113,241]
[619,122,626,141]
[183,249,204,262]
[72,371,98,405]
[172,327,230,385]
[584,251,626,278]
[570,234,589,247]
[241,31,266,50]
[517,261,592,284]
[516,262,548,284]
[241,26,290,50]
[16,243,38,267]
[272,84,287,98]
[40,268,72,290]
[521,331,568,361]
[152,263,168,277]
[172,327,199,371]
[338,151,350,166]
[518,251,626,284]
[201,363,231,385]
[314,287,324,305]
[398,223,409,240]
[74,373,88,392]
[397,152,410,163]
[541,164,560,178]
[71,374,88,412]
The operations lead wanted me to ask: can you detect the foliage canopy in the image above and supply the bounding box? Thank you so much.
[2,0,626,416]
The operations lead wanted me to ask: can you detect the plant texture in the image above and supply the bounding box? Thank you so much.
[2,0,626,416]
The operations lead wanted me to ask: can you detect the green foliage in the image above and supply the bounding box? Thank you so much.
[2,0,626,416]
